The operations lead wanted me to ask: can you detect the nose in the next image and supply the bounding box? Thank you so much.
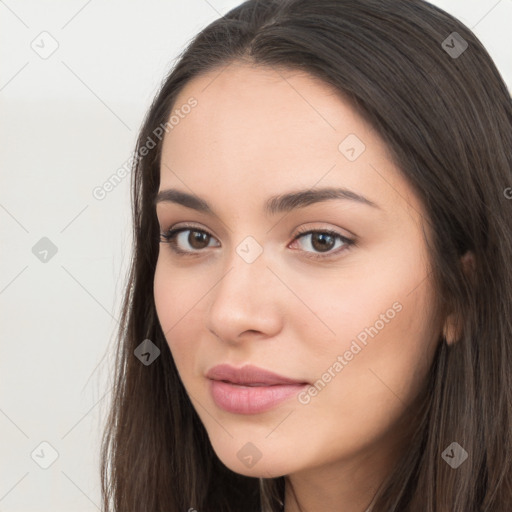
[205,244,284,344]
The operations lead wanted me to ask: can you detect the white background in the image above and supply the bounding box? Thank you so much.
[1,1,511,510]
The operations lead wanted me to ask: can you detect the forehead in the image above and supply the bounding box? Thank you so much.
[165,62,372,161]
[159,62,423,225]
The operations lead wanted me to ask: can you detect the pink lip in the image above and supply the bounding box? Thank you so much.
[206,364,309,414]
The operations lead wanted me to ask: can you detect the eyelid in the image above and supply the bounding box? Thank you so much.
[293,223,355,240]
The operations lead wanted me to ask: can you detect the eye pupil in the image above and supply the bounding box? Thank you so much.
[311,233,335,252]
[189,230,210,249]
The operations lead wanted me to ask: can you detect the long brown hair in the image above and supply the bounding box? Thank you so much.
[100,1,512,510]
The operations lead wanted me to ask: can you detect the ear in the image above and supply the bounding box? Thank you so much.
[442,314,460,345]
[460,250,476,282]
[442,250,475,345]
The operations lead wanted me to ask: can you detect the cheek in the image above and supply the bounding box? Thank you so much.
[153,260,207,370]
[294,235,437,385]
[283,261,438,467]
[154,256,209,328]
[299,252,438,417]
[315,238,435,355]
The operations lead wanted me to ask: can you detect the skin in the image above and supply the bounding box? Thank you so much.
[153,61,450,512]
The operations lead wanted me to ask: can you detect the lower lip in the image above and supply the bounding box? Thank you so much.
[209,379,308,414]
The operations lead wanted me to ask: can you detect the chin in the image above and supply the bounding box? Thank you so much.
[210,439,297,478]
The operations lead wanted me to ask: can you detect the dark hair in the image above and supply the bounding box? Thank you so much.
[100,0,512,510]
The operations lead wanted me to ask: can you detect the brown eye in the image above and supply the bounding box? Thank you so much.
[159,227,220,254]
[188,230,211,249]
[309,232,336,252]
[290,229,355,260]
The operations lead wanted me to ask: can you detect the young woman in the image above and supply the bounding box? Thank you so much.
[100,1,512,510]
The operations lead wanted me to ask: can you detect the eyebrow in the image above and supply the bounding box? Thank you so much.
[153,187,381,216]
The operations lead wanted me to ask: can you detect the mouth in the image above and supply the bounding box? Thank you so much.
[206,364,309,414]
[218,381,281,387]
[206,363,308,386]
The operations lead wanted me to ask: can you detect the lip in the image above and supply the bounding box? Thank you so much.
[206,364,309,414]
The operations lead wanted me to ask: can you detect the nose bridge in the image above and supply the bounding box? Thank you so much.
[218,234,271,301]
[206,234,282,339]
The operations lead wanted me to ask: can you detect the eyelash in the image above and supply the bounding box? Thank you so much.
[159,223,355,261]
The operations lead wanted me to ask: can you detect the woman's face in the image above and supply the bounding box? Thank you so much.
[154,62,443,480]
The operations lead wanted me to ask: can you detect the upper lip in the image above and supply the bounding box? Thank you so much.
[206,364,308,386]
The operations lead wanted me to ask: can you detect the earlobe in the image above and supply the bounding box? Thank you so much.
[460,250,476,282]
[442,250,475,345]
[442,314,460,345]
